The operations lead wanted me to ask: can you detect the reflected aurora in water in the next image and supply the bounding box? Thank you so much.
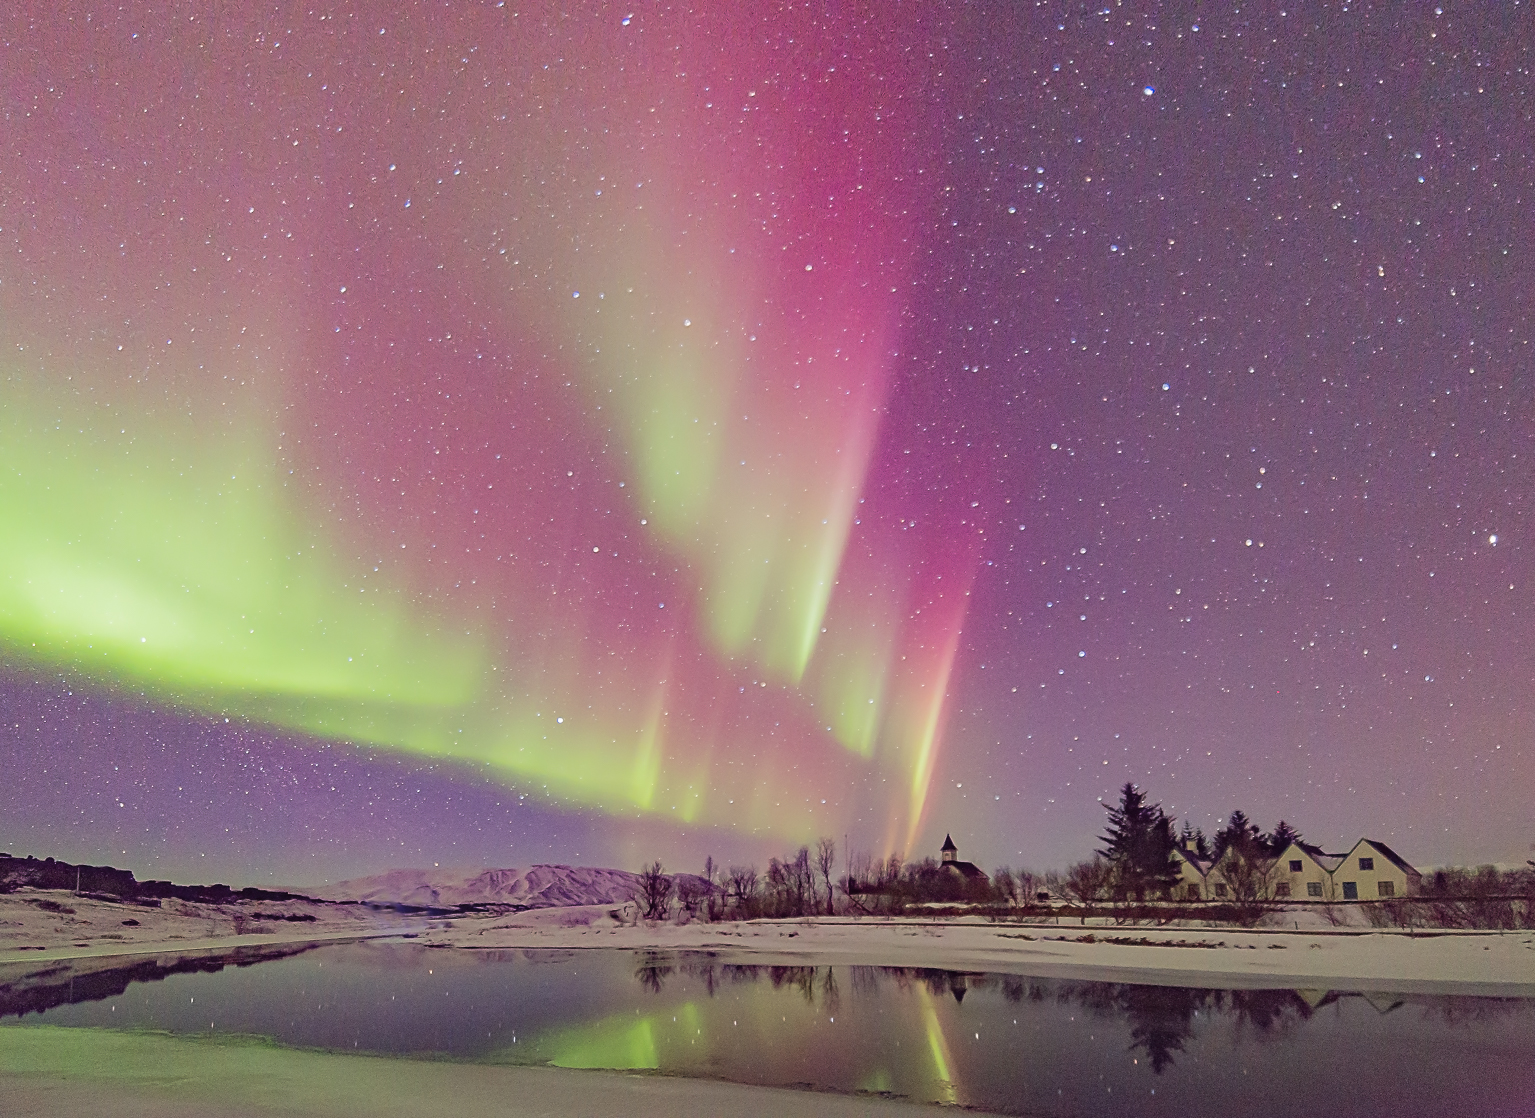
[6,946,1533,1116]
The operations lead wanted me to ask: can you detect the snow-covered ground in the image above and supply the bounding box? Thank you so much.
[413,905,1535,994]
[0,888,393,963]
[4,887,1531,994]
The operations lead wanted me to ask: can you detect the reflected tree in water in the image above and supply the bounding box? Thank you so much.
[635,954,674,994]
[1221,988,1313,1039]
[1119,985,1202,1074]
[821,967,841,1014]
[849,966,883,998]
[767,965,818,1002]
[615,954,1533,1083]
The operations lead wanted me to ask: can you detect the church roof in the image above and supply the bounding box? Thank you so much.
[941,833,958,852]
[944,859,988,881]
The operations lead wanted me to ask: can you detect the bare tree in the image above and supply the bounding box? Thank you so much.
[702,856,721,922]
[1015,868,1041,903]
[1214,845,1278,926]
[1065,857,1112,908]
[768,847,814,917]
[635,861,673,922]
[675,876,706,919]
[1318,870,1347,927]
[727,864,758,916]
[1041,869,1065,901]
[793,847,814,915]
[992,867,1018,908]
[814,837,837,915]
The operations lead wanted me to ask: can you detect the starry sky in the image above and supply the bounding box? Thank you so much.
[1,3,1530,886]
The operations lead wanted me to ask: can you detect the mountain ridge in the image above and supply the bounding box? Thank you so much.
[317,864,710,909]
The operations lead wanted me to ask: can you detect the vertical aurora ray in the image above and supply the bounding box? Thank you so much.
[917,986,960,1107]
[883,555,978,854]
[0,2,974,851]
[438,4,930,691]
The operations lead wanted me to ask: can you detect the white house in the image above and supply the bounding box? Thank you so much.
[1172,844,1214,900]
[1268,843,1347,900]
[1331,839,1422,900]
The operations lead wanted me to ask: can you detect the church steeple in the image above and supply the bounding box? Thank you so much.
[941,834,958,863]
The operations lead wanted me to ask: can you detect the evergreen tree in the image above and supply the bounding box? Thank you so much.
[1265,820,1302,856]
[1098,783,1179,900]
[1100,782,1153,862]
[1210,810,1262,863]
[1176,820,1211,859]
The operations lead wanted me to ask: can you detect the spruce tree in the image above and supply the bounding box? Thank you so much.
[1098,783,1179,901]
[1211,810,1262,863]
[1266,820,1302,856]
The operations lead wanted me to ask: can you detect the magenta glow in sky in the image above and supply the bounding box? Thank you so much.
[2,3,1531,883]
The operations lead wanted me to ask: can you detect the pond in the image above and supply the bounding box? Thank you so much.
[4,943,1534,1117]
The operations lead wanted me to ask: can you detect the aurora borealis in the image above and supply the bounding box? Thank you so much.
[2,3,1531,883]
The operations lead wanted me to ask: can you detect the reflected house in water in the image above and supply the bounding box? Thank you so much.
[1295,988,1407,1015]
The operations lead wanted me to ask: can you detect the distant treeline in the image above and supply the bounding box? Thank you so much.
[0,853,308,906]
[1062,784,1535,929]
[1368,865,1535,931]
[635,841,1042,921]
[643,795,1535,929]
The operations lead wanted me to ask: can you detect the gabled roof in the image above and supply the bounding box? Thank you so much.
[1272,841,1342,874]
[1346,838,1421,878]
[1211,845,1276,872]
[1173,847,1213,875]
[943,859,988,881]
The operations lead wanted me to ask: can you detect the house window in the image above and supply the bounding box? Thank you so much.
[1185,885,1201,900]
[1275,882,1290,897]
[1378,880,1395,898]
[1359,857,1374,871]
[1214,883,1228,898]
[1289,860,1303,872]
[1342,881,1358,900]
[1307,881,1323,898]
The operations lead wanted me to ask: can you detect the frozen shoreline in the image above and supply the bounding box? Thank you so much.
[413,906,1535,997]
[3,890,1533,996]
[4,894,1533,1118]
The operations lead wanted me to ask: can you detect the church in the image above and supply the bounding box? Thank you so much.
[939,834,989,883]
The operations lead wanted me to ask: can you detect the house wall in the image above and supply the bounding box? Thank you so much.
[1172,855,1206,900]
[1333,843,1419,900]
[1205,849,1279,901]
[1270,843,1335,902]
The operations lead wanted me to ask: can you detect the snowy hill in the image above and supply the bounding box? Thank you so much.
[318,864,710,909]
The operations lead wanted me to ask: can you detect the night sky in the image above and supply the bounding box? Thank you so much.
[2,4,1530,886]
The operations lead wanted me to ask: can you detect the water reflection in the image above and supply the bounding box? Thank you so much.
[5,946,1534,1117]
[514,957,1535,1113]
[610,958,1342,1075]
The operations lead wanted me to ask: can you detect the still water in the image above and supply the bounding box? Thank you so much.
[4,943,1534,1117]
